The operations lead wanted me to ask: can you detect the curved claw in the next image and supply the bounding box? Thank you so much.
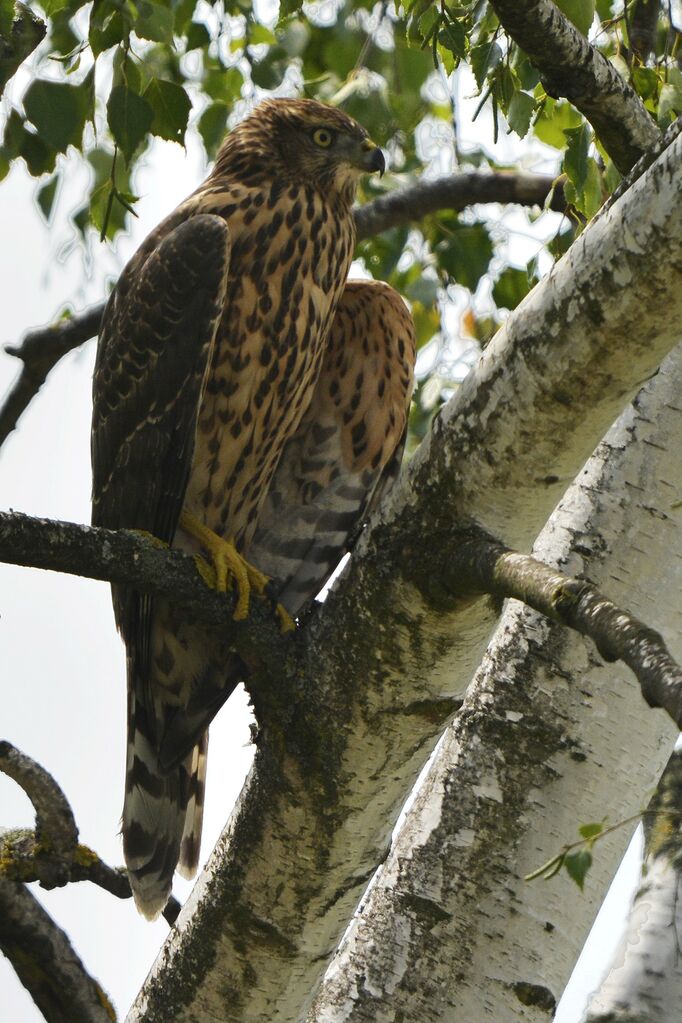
[181,511,271,621]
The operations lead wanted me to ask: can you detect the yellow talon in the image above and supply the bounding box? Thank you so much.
[276,604,296,634]
[181,511,271,621]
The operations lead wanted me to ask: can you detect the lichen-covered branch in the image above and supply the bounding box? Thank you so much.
[0,740,78,865]
[0,743,181,1020]
[585,751,682,1021]
[444,542,682,731]
[489,0,660,172]
[0,511,289,671]
[0,876,116,1023]
[0,169,561,448]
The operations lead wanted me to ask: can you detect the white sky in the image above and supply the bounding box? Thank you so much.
[0,74,645,1022]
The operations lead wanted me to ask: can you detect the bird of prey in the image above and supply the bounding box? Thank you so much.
[91,97,416,919]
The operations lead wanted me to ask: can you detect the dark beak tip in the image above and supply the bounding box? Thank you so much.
[373,148,386,177]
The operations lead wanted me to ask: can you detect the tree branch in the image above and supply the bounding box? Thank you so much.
[454,543,682,727]
[0,511,290,671]
[0,169,561,449]
[489,0,661,172]
[0,2,46,97]
[0,877,117,1023]
[0,742,180,1020]
[353,170,563,239]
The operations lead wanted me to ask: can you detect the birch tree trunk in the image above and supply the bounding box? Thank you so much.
[584,751,682,1023]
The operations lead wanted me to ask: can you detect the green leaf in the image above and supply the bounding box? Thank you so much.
[144,78,191,144]
[631,65,660,102]
[563,124,590,193]
[135,1,175,43]
[107,84,153,163]
[555,0,595,35]
[578,822,605,841]
[564,849,592,890]
[185,20,210,50]
[506,91,535,139]
[533,99,582,149]
[658,80,682,125]
[492,267,531,310]
[0,0,14,37]
[436,220,493,291]
[23,74,92,153]
[581,156,603,218]
[198,100,228,158]
[89,8,127,56]
[470,40,502,90]
[37,172,60,222]
[204,65,243,103]
[417,6,440,42]
[438,20,466,58]
[279,0,302,18]
[172,0,194,32]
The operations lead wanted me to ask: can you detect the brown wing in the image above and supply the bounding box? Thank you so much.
[91,213,231,918]
[248,279,416,615]
[92,213,231,642]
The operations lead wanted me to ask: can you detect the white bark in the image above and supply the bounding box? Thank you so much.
[585,754,682,1023]
[308,345,682,1022]
[127,132,682,1022]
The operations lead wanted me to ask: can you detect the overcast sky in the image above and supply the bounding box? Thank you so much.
[0,74,645,1020]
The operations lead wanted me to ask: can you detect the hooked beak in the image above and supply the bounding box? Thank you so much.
[359,139,386,176]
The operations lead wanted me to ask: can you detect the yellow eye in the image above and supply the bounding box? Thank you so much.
[312,127,334,148]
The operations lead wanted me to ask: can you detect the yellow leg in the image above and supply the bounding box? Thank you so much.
[180,511,292,630]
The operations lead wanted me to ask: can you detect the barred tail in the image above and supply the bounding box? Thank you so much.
[122,697,207,920]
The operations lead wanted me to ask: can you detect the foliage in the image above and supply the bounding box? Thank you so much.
[0,0,680,422]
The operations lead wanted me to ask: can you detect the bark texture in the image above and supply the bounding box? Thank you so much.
[585,752,682,1023]
[308,343,682,1022]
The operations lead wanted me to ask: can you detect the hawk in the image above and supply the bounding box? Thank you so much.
[91,98,416,919]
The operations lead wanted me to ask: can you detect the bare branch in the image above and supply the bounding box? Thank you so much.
[354,170,563,240]
[446,542,682,730]
[0,304,103,447]
[0,169,561,448]
[489,0,661,172]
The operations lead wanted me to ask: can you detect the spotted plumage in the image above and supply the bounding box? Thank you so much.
[91,98,415,919]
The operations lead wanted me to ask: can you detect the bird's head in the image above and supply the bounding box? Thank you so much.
[212,98,385,204]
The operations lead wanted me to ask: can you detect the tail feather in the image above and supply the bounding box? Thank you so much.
[178,731,208,880]
[123,701,207,919]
